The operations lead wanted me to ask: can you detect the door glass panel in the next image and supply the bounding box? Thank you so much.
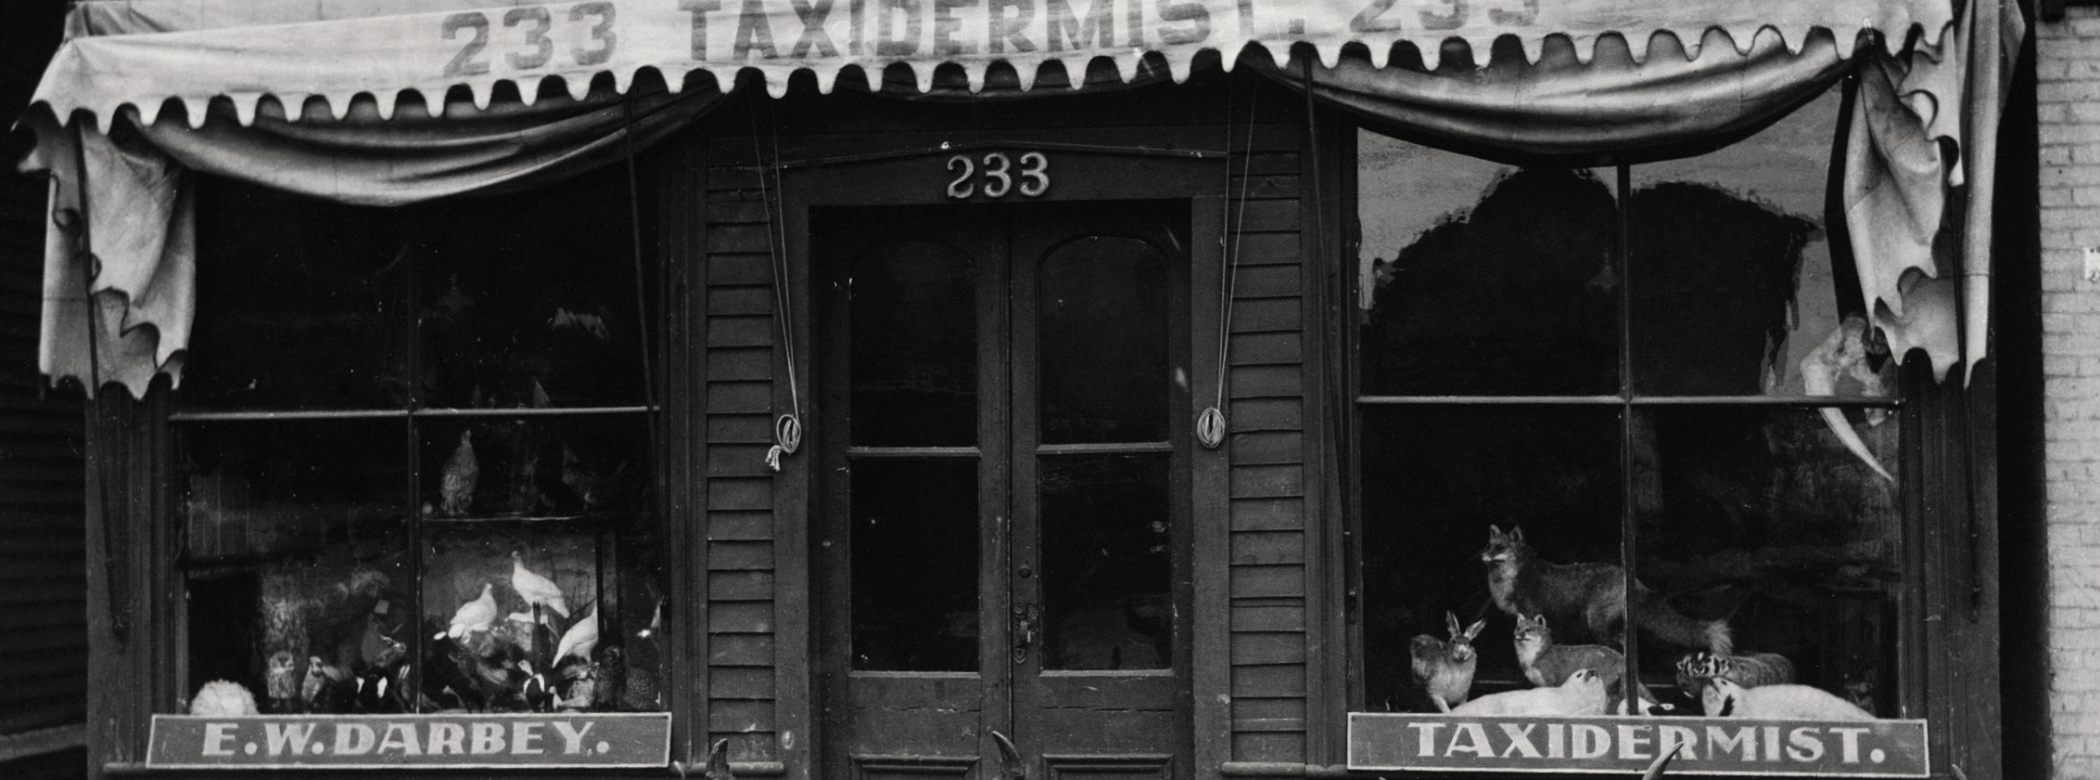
[1039,453,1171,671]
[1038,237,1168,444]
[852,241,978,447]
[850,458,980,671]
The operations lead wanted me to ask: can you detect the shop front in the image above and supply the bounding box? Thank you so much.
[15,0,2029,779]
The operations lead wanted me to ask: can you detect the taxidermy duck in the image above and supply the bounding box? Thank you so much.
[444,583,499,640]
[440,430,479,516]
[510,551,570,618]
[556,604,600,663]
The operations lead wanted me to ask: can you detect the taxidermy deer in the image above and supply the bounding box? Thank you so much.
[1512,614,1670,715]
[1409,611,1484,712]
[1702,678,1873,721]
[1481,526,1732,655]
[1451,668,1607,717]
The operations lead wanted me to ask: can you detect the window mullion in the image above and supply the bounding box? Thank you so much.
[1614,162,1641,711]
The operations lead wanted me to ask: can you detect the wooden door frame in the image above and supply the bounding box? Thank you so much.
[774,139,1227,780]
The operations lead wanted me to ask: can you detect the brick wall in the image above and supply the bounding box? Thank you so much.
[2040,8,2100,777]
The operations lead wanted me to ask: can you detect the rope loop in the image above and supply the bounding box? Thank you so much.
[765,413,804,472]
[1196,406,1227,449]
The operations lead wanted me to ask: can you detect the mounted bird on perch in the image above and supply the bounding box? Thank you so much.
[440,430,479,516]
[511,550,570,618]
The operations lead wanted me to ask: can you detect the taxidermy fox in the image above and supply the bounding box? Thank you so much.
[1481,525,1732,655]
[1451,668,1607,717]
[1511,614,1670,715]
[1674,650,1795,701]
[1409,612,1484,712]
[1702,678,1873,721]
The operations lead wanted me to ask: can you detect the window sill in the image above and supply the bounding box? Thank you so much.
[105,762,784,779]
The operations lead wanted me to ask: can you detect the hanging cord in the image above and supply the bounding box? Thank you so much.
[619,97,666,496]
[64,123,128,647]
[1200,83,1258,449]
[753,107,803,471]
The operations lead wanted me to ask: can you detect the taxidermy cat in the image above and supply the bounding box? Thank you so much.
[1702,678,1873,721]
[1409,611,1485,712]
[1481,525,1732,654]
[1674,650,1796,701]
[1512,614,1670,715]
[1450,668,1607,717]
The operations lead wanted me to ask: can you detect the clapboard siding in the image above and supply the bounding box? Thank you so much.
[704,172,783,762]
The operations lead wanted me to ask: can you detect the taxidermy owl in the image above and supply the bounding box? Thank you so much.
[440,430,479,516]
[264,651,301,710]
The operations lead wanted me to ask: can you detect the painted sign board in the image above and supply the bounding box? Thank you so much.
[147,713,671,769]
[1348,713,1929,777]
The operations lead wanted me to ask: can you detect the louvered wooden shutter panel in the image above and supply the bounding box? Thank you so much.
[0,0,88,753]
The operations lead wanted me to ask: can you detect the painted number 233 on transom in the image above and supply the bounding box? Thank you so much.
[946,152,1049,199]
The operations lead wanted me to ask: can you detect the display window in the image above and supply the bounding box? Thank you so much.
[171,164,669,726]
[1350,85,1928,775]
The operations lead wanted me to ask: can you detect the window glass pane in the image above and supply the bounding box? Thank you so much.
[1633,406,1901,717]
[851,240,977,447]
[185,184,410,411]
[178,420,414,714]
[1038,236,1169,444]
[416,167,653,410]
[849,458,980,672]
[1359,406,1623,712]
[1629,86,1891,398]
[1039,453,1172,671]
[417,416,662,712]
[1358,137,1619,396]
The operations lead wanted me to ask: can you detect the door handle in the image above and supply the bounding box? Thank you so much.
[1011,602,1037,664]
[990,730,1025,780]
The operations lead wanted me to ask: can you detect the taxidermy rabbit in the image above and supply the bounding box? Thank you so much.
[1482,525,1731,654]
[1409,611,1485,712]
[1513,614,1669,715]
[1451,668,1607,717]
[1702,678,1873,721]
[1674,650,1796,701]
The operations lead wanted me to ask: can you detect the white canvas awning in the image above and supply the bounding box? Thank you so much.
[13,0,2021,397]
[34,0,1954,129]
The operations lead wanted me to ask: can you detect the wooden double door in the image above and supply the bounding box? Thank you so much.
[815,201,1194,780]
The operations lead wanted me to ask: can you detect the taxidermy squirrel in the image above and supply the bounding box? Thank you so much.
[1481,525,1732,655]
[1409,611,1484,712]
[1451,668,1607,717]
[1702,678,1873,721]
[1674,650,1795,701]
[1511,614,1670,715]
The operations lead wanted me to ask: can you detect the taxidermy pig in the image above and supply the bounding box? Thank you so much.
[1702,678,1873,721]
[1482,525,1732,654]
[1409,611,1484,712]
[1451,668,1607,717]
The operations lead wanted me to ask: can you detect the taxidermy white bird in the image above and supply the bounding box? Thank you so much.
[510,550,569,617]
[444,583,499,640]
[556,604,600,662]
[440,430,479,516]
[190,680,260,716]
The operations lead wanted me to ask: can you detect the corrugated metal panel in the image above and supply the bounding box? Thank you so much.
[0,0,88,752]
